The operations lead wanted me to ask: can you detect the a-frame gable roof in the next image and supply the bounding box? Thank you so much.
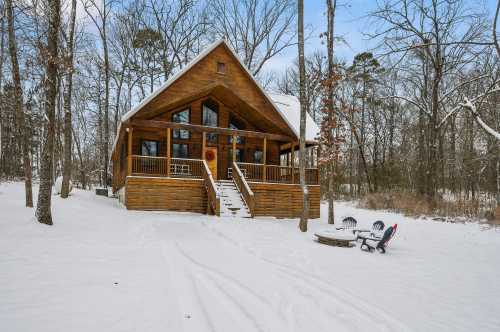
[114,39,318,154]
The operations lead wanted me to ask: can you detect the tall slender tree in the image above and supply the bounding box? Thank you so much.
[6,0,33,207]
[83,0,113,189]
[36,0,61,225]
[297,0,309,232]
[325,0,337,224]
[61,0,77,198]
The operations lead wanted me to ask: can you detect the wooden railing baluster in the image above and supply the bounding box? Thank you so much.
[232,162,255,217]
[202,160,220,216]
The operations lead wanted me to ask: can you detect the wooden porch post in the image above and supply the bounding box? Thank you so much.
[291,142,295,184]
[262,137,267,181]
[127,127,133,176]
[232,134,237,162]
[166,128,171,177]
[202,132,206,159]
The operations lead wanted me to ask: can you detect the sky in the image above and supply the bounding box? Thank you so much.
[263,0,499,74]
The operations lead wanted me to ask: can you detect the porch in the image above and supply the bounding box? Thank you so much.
[112,119,320,218]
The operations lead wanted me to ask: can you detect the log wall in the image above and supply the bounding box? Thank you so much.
[248,183,320,219]
[124,177,320,219]
[126,176,207,213]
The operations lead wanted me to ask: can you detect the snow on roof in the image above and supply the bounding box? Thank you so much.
[266,92,320,143]
[112,39,319,155]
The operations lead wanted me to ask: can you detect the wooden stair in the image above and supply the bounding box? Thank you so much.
[216,180,251,218]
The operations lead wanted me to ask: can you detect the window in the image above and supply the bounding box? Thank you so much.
[228,118,245,144]
[217,62,226,74]
[172,109,190,139]
[172,143,188,158]
[254,150,263,164]
[229,148,244,163]
[141,140,159,157]
[203,101,218,142]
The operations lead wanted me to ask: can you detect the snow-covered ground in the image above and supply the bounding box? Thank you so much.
[1,182,500,332]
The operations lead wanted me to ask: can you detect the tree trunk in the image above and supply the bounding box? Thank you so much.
[326,0,337,224]
[297,0,309,232]
[36,0,61,225]
[0,5,5,176]
[103,10,110,189]
[61,0,77,198]
[6,0,33,207]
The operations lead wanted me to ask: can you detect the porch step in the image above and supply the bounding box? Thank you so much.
[216,181,252,218]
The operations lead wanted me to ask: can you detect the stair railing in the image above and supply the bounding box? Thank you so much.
[202,160,220,216]
[232,162,255,217]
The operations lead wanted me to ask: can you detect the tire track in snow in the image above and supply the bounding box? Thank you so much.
[175,238,388,332]
[185,269,217,332]
[193,271,266,332]
[201,221,412,332]
[174,241,290,332]
[158,240,216,332]
[174,241,275,309]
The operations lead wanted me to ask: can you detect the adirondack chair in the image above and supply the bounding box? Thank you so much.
[337,217,357,231]
[357,220,385,240]
[360,224,398,254]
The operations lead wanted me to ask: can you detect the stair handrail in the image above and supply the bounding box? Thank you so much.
[232,162,255,217]
[202,160,220,216]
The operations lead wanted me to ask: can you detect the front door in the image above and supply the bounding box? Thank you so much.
[205,147,218,180]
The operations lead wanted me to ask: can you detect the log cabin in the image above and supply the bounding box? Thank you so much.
[111,39,320,218]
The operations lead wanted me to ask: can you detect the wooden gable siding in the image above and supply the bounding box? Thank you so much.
[248,183,320,219]
[131,43,295,138]
[126,177,207,213]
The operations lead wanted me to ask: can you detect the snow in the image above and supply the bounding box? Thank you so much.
[267,92,320,143]
[1,181,500,331]
[314,229,357,241]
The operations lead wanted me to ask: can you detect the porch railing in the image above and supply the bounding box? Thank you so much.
[202,160,220,216]
[131,155,203,178]
[129,156,318,185]
[232,162,255,217]
[237,162,319,185]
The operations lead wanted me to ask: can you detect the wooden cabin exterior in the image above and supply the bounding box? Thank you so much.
[111,40,320,218]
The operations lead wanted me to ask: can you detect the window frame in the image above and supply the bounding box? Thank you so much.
[217,61,226,74]
[202,100,219,142]
[228,148,244,163]
[254,150,263,164]
[228,116,245,144]
[171,108,190,140]
[141,140,160,157]
[172,143,189,159]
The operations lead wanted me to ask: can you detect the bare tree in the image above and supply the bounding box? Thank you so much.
[297,0,309,232]
[61,0,77,198]
[208,0,297,77]
[371,0,490,200]
[82,0,114,189]
[325,0,336,224]
[6,0,33,207]
[36,0,61,225]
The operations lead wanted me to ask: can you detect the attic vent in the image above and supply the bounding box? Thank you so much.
[217,62,226,74]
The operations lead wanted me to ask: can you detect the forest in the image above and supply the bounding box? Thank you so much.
[1,0,499,224]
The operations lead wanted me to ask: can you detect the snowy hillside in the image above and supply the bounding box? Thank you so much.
[1,182,499,331]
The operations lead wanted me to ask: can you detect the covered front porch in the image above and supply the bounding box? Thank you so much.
[112,120,320,218]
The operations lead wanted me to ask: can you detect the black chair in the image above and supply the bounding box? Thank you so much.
[372,220,385,232]
[360,224,398,254]
[337,217,357,231]
[357,220,385,240]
